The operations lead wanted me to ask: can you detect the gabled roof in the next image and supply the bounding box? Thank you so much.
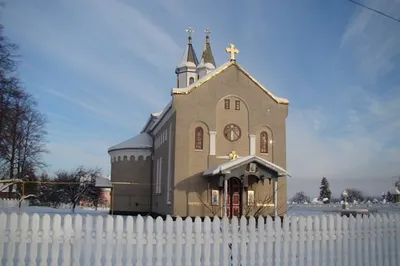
[171,60,289,105]
[108,132,152,152]
[203,155,291,177]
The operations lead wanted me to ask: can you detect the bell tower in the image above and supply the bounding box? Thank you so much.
[197,28,216,79]
[175,27,199,88]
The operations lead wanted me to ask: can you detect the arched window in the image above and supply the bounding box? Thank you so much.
[189,77,195,85]
[260,131,268,153]
[195,127,204,150]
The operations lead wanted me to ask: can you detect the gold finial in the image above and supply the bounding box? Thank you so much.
[205,28,211,37]
[225,43,239,61]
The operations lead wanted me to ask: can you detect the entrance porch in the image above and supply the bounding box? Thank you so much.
[203,155,290,218]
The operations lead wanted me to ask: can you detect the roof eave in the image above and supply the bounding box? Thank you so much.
[171,61,290,105]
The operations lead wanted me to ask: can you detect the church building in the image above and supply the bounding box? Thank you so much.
[108,28,291,218]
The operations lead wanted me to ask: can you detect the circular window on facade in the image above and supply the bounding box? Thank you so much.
[224,124,241,142]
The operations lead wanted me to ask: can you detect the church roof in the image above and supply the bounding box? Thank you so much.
[176,36,199,69]
[108,132,152,152]
[203,155,291,177]
[198,34,216,69]
[171,60,289,105]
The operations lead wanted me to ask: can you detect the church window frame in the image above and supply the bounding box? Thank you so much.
[235,100,240,110]
[223,123,241,142]
[224,99,230,109]
[189,77,195,85]
[260,131,268,154]
[195,127,204,150]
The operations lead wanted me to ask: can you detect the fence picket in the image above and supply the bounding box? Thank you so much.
[175,216,183,265]
[165,216,173,266]
[16,213,28,266]
[335,214,343,266]
[0,211,398,265]
[240,216,247,266]
[355,215,362,266]
[281,216,289,266]
[321,215,328,266]
[305,216,313,266]
[72,215,82,266]
[93,216,103,266]
[230,216,239,265]
[211,217,220,266]
[395,214,400,266]
[388,213,396,266]
[248,216,256,265]
[145,216,154,266]
[369,215,376,266]
[382,214,390,266]
[184,217,193,265]
[289,216,297,265]
[125,216,134,265]
[29,213,39,266]
[265,216,274,266]
[298,216,306,266]
[274,216,282,266]
[376,214,383,266]
[194,217,202,266]
[257,216,265,266]
[114,215,124,266]
[155,216,164,266]
[39,214,50,266]
[349,215,356,266]
[362,214,370,266]
[135,215,144,265]
[328,214,335,266]
[203,216,211,266]
[221,216,230,265]
[82,215,93,266]
[61,215,72,266]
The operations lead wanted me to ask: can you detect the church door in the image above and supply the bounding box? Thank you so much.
[227,177,242,218]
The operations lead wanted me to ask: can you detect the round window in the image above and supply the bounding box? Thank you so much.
[223,124,241,142]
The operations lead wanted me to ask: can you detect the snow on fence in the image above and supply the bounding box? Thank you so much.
[0,198,29,208]
[0,212,399,266]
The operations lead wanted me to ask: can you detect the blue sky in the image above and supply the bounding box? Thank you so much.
[1,0,399,197]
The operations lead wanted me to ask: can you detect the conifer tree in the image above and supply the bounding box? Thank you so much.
[319,177,332,203]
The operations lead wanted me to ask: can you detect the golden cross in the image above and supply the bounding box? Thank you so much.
[225,43,239,61]
[186,27,194,37]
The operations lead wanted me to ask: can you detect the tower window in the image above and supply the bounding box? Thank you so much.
[260,131,268,153]
[224,99,230,109]
[195,127,204,150]
[189,77,195,85]
[235,100,240,110]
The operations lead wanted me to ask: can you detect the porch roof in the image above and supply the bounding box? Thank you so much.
[203,155,291,177]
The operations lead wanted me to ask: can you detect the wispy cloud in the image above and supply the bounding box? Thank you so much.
[341,0,400,81]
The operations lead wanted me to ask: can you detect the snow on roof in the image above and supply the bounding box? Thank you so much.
[108,132,152,152]
[203,155,291,177]
[390,187,400,195]
[149,101,172,131]
[172,61,231,93]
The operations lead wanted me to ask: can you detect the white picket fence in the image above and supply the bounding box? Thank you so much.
[0,212,399,265]
[0,198,29,208]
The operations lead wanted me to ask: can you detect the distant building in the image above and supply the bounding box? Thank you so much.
[108,28,290,218]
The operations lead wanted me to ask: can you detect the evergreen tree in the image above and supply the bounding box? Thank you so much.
[319,177,332,203]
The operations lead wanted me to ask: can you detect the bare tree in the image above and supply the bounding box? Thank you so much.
[0,20,47,197]
[53,166,103,212]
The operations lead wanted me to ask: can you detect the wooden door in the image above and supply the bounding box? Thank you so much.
[227,177,242,218]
